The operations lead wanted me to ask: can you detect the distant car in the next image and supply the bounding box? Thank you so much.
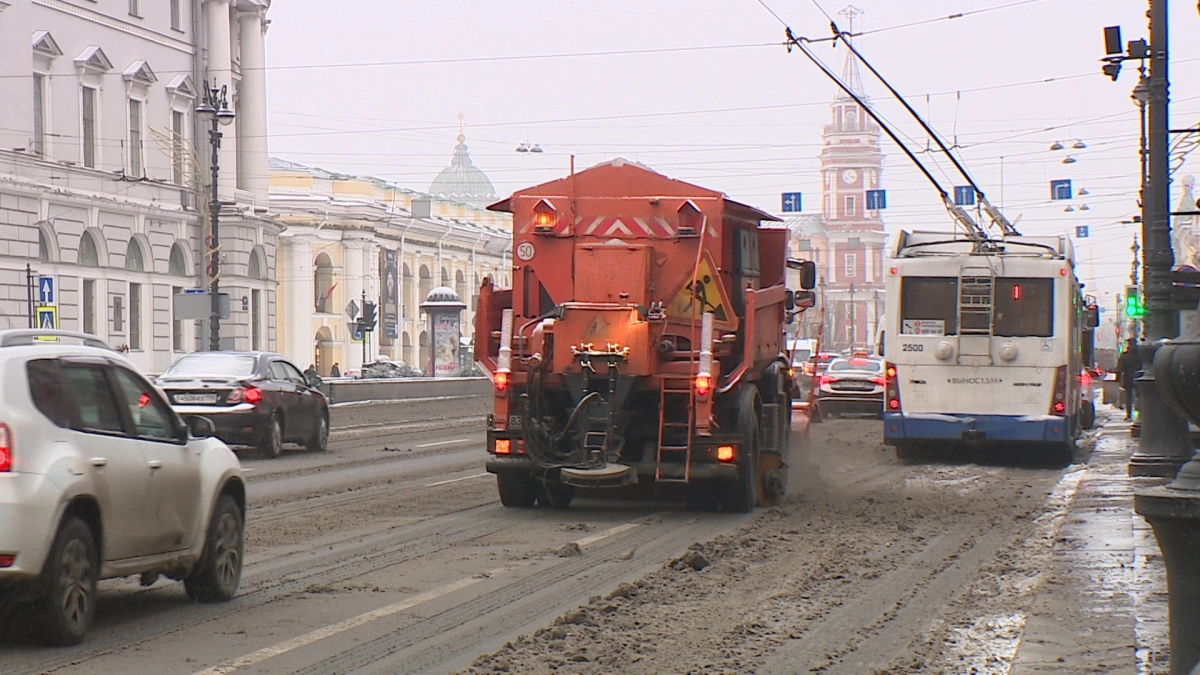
[0,330,245,645]
[816,356,885,418]
[361,360,423,379]
[158,352,329,458]
[814,351,840,376]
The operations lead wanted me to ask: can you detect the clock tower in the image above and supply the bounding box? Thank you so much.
[791,6,888,351]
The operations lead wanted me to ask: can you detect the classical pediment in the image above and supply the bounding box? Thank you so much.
[32,30,63,58]
[123,60,157,85]
[74,46,112,72]
[166,73,196,98]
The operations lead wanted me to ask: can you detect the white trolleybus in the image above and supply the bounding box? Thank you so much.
[882,230,1095,462]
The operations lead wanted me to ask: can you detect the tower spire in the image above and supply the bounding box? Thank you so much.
[836,6,865,98]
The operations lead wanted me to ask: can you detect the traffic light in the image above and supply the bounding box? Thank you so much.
[361,301,378,331]
[1124,285,1144,318]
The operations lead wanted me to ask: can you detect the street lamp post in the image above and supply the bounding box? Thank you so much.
[195,81,235,351]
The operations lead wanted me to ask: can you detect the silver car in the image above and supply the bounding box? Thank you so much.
[0,331,246,645]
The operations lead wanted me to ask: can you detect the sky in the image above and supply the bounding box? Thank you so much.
[262,0,1200,296]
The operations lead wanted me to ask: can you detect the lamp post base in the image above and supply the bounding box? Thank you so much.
[1129,342,1193,478]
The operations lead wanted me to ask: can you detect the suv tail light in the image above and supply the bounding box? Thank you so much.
[885,363,901,411]
[0,423,11,472]
[1050,365,1067,415]
[227,386,263,405]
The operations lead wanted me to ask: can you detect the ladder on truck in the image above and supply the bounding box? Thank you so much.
[656,376,693,483]
[957,263,994,365]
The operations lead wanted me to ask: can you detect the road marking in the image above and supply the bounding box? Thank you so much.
[192,514,652,674]
[192,567,508,675]
[573,521,641,547]
[425,472,489,487]
[414,438,470,449]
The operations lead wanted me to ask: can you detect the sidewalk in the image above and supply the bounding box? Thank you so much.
[1010,409,1172,674]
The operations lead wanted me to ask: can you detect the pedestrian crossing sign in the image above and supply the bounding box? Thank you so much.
[666,252,736,328]
[35,305,58,340]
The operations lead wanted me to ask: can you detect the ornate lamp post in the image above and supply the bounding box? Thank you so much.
[195,81,235,351]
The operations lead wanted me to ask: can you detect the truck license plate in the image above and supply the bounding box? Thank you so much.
[507,415,523,429]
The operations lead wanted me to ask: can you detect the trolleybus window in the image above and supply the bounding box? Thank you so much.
[900,277,957,335]
[994,278,1054,337]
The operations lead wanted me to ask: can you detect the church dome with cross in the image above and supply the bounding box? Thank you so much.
[429,115,497,207]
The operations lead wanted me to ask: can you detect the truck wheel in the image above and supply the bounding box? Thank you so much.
[726,386,761,513]
[37,517,97,646]
[496,472,537,507]
[537,480,575,510]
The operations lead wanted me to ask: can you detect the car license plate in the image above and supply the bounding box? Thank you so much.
[175,393,218,404]
[838,382,871,391]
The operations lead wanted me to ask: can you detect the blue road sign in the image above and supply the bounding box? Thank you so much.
[781,192,802,213]
[1050,179,1073,200]
[349,321,364,343]
[36,306,57,330]
[183,288,206,294]
[1075,225,1090,238]
[953,186,975,206]
[37,276,54,304]
[866,189,887,210]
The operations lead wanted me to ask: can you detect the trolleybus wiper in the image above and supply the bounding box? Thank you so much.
[828,23,1020,238]
[782,28,988,243]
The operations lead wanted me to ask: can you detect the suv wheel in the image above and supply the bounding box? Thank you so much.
[38,517,97,646]
[260,414,283,459]
[307,413,329,453]
[185,494,243,602]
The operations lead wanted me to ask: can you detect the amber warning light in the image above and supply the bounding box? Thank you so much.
[494,371,509,392]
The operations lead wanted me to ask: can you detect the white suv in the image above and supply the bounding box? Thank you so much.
[0,330,246,645]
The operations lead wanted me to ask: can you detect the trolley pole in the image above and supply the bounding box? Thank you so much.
[1128,0,1193,477]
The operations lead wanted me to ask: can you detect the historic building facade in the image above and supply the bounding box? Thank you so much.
[785,33,887,351]
[0,0,276,373]
[270,140,511,376]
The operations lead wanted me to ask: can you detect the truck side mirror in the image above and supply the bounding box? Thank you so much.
[786,259,818,290]
[785,290,796,311]
[794,290,815,309]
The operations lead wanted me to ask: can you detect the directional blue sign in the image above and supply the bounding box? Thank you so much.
[866,189,887,210]
[37,276,53,304]
[1075,225,1090,238]
[781,192,802,213]
[183,288,206,294]
[953,186,975,206]
[1050,179,1073,201]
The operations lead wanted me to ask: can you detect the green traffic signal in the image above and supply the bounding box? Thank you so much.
[1125,293,1145,318]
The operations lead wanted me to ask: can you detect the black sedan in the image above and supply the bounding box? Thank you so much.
[158,351,329,458]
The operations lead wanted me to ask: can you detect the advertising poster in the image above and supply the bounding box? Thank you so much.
[381,248,399,338]
[433,313,459,377]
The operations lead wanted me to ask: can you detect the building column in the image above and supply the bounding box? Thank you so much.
[282,236,312,366]
[204,0,237,199]
[343,238,365,372]
[237,5,269,210]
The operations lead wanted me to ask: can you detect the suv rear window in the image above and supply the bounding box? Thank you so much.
[27,359,70,428]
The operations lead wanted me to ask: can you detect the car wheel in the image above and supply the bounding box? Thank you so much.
[307,412,329,453]
[496,472,537,507]
[37,517,97,646]
[184,494,243,602]
[260,414,283,459]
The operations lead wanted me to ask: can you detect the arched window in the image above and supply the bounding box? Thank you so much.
[79,231,100,267]
[455,269,466,302]
[402,263,413,318]
[38,228,53,262]
[169,242,189,276]
[402,331,413,365]
[314,252,335,313]
[441,267,451,287]
[248,247,264,280]
[418,264,432,305]
[125,239,144,272]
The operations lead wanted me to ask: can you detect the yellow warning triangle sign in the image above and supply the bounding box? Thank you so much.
[666,253,736,328]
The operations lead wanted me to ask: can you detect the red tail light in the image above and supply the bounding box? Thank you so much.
[494,439,511,455]
[695,373,712,397]
[495,371,509,392]
[870,376,885,386]
[0,423,11,472]
[1079,370,1091,387]
[818,375,834,386]
[884,362,901,412]
[1050,365,1067,416]
[228,386,263,405]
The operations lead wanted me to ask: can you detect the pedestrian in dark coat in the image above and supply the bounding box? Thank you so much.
[1116,339,1143,420]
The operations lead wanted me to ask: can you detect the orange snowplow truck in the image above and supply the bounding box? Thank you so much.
[476,160,816,511]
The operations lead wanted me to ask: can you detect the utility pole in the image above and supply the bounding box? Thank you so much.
[1118,0,1194,477]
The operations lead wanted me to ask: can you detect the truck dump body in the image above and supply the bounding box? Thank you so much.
[476,159,802,511]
